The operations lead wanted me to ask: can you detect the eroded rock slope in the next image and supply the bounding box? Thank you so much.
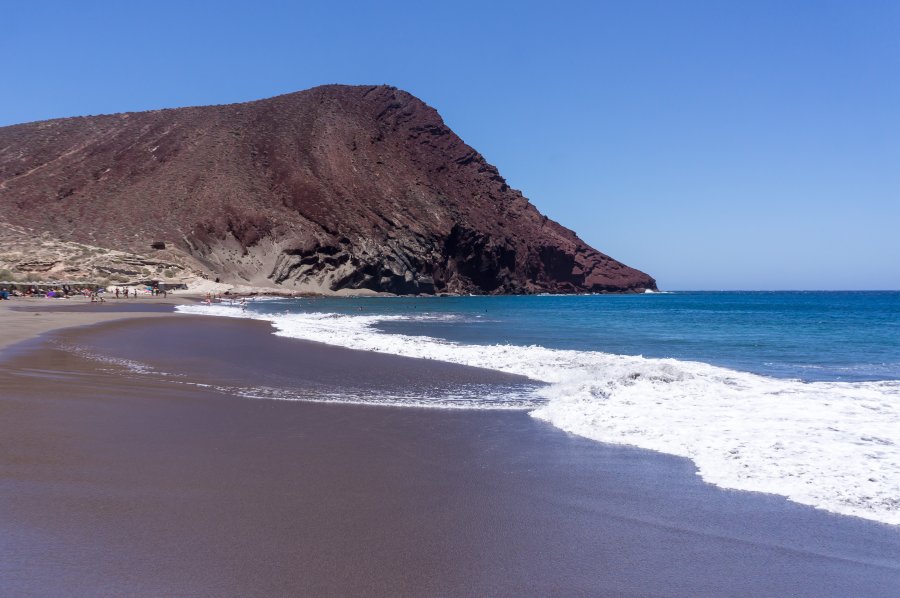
[0,85,655,294]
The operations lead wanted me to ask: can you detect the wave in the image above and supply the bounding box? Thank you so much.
[175,303,900,526]
[58,343,162,375]
[210,382,541,410]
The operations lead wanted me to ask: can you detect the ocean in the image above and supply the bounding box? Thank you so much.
[177,291,900,526]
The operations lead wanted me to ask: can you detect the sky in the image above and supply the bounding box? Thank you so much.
[2,0,898,290]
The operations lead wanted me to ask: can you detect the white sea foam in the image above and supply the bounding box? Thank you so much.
[176,304,900,526]
[201,382,541,410]
[60,344,160,375]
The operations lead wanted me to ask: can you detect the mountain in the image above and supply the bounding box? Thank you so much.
[0,85,656,294]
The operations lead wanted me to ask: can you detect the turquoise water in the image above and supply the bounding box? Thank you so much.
[246,292,900,382]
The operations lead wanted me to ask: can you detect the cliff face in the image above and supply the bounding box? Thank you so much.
[0,85,656,294]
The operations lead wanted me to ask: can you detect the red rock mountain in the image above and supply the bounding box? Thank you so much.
[0,85,656,294]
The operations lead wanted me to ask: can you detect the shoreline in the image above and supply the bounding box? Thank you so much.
[0,295,198,356]
[1,314,898,595]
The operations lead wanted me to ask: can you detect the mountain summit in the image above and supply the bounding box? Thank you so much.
[0,85,655,294]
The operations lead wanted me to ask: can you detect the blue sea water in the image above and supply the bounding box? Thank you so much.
[179,291,900,525]
[246,291,900,383]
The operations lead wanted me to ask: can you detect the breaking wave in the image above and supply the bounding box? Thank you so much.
[176,303,900,526]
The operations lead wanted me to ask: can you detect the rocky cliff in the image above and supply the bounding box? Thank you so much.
[0,85,655,294]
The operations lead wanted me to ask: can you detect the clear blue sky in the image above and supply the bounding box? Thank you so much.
[3,0,898,289]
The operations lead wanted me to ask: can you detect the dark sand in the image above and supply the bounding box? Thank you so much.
[1,315,899,597]
[0,297,193,357]
[9,301,181,313]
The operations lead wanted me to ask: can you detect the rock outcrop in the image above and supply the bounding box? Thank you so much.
[0,222,188,284]
[0,85,655,294]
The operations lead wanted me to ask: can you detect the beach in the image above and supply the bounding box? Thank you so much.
[0,296,196,354]
[1,302,899,597]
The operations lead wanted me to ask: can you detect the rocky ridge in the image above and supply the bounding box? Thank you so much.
[0,85,656,294]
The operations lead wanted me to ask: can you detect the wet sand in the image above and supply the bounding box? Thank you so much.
[1,315,899,596]
[0,296,194,355]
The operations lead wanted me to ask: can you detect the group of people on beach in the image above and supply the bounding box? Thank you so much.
[205,292,248,311]
[0,285,97,300]
[112,286,167,299]
[0,284,171,302]
[205,292,246,303]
